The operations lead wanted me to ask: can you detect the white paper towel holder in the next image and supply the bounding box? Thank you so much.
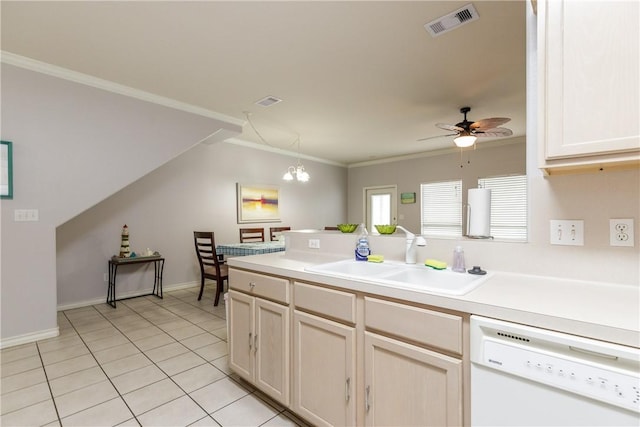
[465,188,493,239]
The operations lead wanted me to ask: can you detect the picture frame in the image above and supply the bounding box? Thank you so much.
[1,141,13,199]
[237,183,281,223]
[401,192,416,204]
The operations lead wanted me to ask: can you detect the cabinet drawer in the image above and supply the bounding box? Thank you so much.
[364,297,462,355]
[294,282,356,324]
[230,269,289,304]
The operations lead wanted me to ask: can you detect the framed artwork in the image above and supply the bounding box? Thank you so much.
[1,141,13,199]
[237,183,281,223]
[401,192,416,204]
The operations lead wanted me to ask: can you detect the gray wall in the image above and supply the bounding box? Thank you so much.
[0,63,241,345]
[348,140,526,231]
[56,142,347,308]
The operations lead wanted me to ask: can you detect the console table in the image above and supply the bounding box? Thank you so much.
[107,256,164,308]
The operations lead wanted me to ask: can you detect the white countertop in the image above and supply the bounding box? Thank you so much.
[228,251,640,348]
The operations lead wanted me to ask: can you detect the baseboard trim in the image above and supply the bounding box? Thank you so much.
[0,327,59,350]
[1,282,200,349]
[56,281,199,311]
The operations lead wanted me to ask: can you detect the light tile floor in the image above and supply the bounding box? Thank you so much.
[1,286,308,427]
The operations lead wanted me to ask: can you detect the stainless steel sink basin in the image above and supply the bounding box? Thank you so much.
[305,259,490,295]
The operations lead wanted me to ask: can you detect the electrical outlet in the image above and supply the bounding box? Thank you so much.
[550,220,584,246]
[610,219,634,247]
[308,239,320,249]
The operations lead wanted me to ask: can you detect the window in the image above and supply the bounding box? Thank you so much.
[478,174,527,241]
[420,180,463,238]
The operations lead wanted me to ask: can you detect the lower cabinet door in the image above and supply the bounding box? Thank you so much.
[228,290,254,381]
[293,310,356,427]
[364,332,463,427]
[255,298,290,405]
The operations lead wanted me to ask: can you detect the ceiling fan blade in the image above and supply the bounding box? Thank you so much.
[474,127,513,137]
[417,133,458,142]
[436,123,464,132]
[470,117,511,130]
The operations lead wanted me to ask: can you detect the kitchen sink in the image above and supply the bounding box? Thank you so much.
[305,259,404,277]
[305,259,490,295]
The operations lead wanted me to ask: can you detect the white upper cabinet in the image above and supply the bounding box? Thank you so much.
[538,0,640,173]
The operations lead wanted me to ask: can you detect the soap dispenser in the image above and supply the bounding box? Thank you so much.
[452,246,466,273]
[355,224,370,261]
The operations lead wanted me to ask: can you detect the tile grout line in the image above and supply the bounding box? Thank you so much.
[74,291,228,424]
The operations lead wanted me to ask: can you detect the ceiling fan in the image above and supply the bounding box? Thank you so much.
[418,107,513,147]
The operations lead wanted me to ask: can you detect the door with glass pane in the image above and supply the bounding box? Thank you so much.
[365,186,397,232]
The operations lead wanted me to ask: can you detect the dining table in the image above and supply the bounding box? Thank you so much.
[216,240,285,257]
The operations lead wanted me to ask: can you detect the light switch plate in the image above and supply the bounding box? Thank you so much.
[550,220,584,246]
[14,209,39,222]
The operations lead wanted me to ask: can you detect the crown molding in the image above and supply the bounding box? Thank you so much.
[348,136,526,168]
[224,138,345,167]
[1,51,245,129]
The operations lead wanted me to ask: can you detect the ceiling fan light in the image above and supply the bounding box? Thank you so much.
[454,135,477,148]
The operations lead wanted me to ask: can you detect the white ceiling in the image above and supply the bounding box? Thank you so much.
[1,1,526,165]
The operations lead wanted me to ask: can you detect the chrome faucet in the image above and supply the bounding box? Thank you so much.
[396,226,427,264]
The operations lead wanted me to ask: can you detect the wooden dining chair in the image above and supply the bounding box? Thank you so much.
[193,231,228,306]
[270,226,291,241]
[239,228,265,243]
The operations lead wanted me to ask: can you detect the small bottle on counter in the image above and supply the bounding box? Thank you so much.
[355,224,371,261]
[452,246,466,273]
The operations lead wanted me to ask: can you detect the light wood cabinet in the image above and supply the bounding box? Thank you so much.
[364,297,466,427]
[537,0,640,174]
[364,332,462,426]
[292,310,356,427]
[292,284,357,427]
[228,270,469,426]
[228,270,290,405]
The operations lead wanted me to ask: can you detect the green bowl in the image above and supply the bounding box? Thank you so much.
[375,224,397,234]
[336,224,358,233]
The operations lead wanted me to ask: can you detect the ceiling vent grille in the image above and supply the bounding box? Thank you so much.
[255,96,283,107]
[424,3,479,37]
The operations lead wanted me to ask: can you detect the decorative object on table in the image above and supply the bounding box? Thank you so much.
[118,224,130,258]
[336,223,358,233]
[400,192,416,204]
[374,224,397,234]
[236,183,280,223]
[1,141,13,199]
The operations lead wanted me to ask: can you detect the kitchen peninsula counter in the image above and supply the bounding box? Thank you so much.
[228,251,640,348]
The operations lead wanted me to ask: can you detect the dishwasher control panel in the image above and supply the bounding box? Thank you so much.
[481,340,640,413]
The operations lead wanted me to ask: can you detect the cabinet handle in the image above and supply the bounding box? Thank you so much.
[254,334,258,353]
[345,377,351,402]
[249,281,256,289]
[365,385,371,412]
[249,332,252,350]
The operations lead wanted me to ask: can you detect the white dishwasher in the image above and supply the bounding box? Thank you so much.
[470,315,640,426]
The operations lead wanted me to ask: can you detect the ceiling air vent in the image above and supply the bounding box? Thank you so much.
[424,3,479,37]
[255,96,283,107]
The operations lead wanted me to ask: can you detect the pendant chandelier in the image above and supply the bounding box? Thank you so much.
[245,111,310,183]
[283,138,310,182]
